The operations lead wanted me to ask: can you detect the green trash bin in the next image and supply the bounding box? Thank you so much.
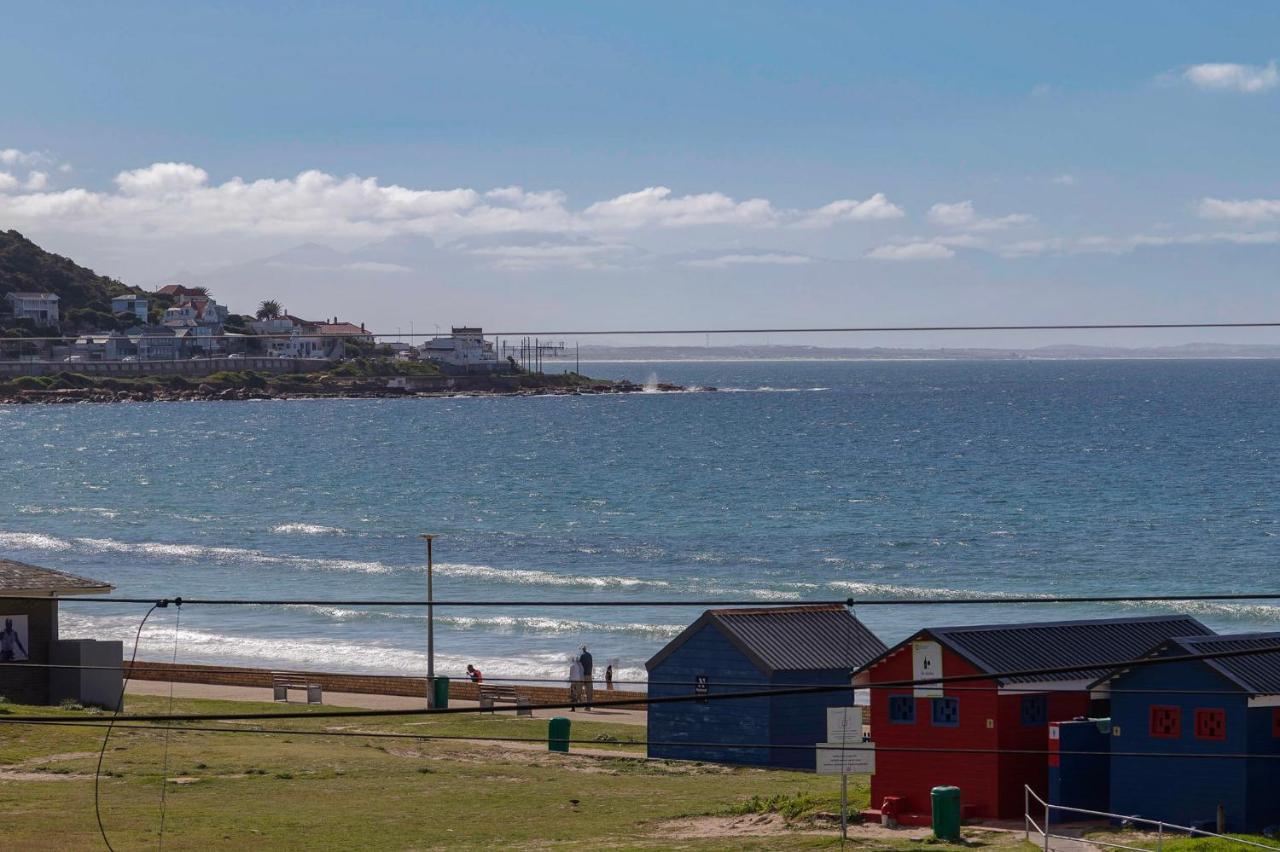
[431,676,449,709]
[548,716,571,753]
[931,786,961,841]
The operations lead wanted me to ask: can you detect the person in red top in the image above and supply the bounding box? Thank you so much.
[466,664,483,683]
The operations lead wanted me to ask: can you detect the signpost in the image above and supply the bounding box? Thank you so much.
[817,707,874,839]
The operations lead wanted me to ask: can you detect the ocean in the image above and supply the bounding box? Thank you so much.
[2,359,1278,685]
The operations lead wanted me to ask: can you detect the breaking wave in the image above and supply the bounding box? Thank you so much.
[272,523,346,535]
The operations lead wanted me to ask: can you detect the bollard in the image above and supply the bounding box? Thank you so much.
[548,716,571,753]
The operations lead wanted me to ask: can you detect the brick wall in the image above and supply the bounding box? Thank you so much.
[125,661,648,708]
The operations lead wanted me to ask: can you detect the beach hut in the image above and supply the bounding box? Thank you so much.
[645,604,887,769]
[0,558,120,707]
[1091,632,1280,833]
[853,615,1213,824]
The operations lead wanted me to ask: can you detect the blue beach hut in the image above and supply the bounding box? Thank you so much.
[1092,632,1280,833]
[645,604,887,769]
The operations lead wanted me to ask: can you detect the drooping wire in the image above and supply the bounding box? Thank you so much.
[95,600,167,852]
[157,601,182,851]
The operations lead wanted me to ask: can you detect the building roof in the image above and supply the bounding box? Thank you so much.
[856,615,1214,686]
[315,322,368,336]
[1094,632,1280,696]
[0,558,113,596]
[6,291,60,300]
[646,604,888,676]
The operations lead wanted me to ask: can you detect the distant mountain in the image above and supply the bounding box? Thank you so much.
[0,229,144,332]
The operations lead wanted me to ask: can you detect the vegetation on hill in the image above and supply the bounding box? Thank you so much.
[0,229,150,334]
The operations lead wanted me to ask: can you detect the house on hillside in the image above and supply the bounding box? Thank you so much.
[127,325,179,361]
[111,295,149,321]
[4,292,60,327]
[314,320,374,344]
[1093,632,1280,833]
[646,605,887,770]
[0,558,120,707]
[854,615,1214,824]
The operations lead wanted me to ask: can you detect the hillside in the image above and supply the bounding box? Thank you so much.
[0,229,144,332]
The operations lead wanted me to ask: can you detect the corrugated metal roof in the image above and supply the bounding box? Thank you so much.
[860,615,1214,685]
[1166,633,1280,696]
[646,605,888,675]
[0,558,113,594]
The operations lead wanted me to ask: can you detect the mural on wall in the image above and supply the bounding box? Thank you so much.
[0,615,29,662]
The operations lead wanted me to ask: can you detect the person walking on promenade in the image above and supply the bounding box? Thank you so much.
[578,645,594,710]
[466,664,483,683]
[605,664,614,691]
[568,656,584,711]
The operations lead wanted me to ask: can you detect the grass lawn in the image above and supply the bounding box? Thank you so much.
[1085,830,1280,852]
[1,694,887,850]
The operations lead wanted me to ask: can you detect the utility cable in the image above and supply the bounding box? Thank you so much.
[94,600,168,852]
[12,640,1278,726]
[157,602,181,851]
[5,591,1280,606]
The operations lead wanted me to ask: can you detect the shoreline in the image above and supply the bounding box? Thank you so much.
[0,375,695,404]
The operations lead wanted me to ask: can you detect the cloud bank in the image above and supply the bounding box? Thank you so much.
[0,158,904,245]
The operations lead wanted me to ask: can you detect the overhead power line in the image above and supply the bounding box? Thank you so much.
[4,591,1280,607]
[6,640,1279,726]
[10,719,1280,764]
[8,319,1280,344]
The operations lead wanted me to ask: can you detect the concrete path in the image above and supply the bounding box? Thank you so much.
[125,680,649,726]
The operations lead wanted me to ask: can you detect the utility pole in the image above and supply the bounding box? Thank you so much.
[420,534,436,707]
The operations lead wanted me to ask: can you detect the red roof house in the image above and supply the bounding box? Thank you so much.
[854,615,1212,824]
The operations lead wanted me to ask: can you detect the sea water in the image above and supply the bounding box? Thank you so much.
[1,359,1278,684]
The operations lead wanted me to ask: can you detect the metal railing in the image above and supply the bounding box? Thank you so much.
[1024,784,1280,851]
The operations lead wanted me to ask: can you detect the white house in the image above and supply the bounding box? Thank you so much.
[5,292,60,327]
[110,296,149,321]
[418,327,500,372]
[128,326,179,361]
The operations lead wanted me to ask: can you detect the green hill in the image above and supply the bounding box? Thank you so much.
[0,229,146,333]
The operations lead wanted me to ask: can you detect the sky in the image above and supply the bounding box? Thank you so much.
[1,1,1278,347]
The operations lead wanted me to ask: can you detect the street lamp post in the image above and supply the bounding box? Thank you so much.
[420,534,436,707]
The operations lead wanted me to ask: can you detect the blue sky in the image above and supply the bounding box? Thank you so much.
[1,2,1278,346]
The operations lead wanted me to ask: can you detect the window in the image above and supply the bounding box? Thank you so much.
[1020,695,1048,726]
[888,695,915,724]
[1194,708,1226,741]
[931,696,959,727]
[1149,705,1181,739]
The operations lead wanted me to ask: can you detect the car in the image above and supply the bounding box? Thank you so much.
[227,353,244,359]
[121,356,137,362]
[63,355,84,362]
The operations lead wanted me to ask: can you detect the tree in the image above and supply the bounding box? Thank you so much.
[187,286,212,298]
[256,300,282,320]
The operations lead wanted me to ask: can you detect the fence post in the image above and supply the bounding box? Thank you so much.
[1044,798,1050,852]
[1157,822,1163,852]
[1024,786,1030,843]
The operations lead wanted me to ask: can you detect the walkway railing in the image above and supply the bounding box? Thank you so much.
[1024,784,1280,852]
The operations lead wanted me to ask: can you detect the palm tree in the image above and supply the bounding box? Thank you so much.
[256,300,282,320]
[187,286,211,298]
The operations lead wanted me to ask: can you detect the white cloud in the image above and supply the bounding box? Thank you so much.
[1050,174,1077,186]
[792,193,904,228]
[0,155,905,246]
[1184,61,1278,93]
[1198,197,1280,222]
[466,241,635,271]
[927,200,1034,230]
[584,186,777,228]
[866,241,955,261]
[999,230,1280,257]
[683,252,815,268]
[0,148,49,167]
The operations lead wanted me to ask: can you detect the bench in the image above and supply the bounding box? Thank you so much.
[271,671,322,704]
[477,684,533,716]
